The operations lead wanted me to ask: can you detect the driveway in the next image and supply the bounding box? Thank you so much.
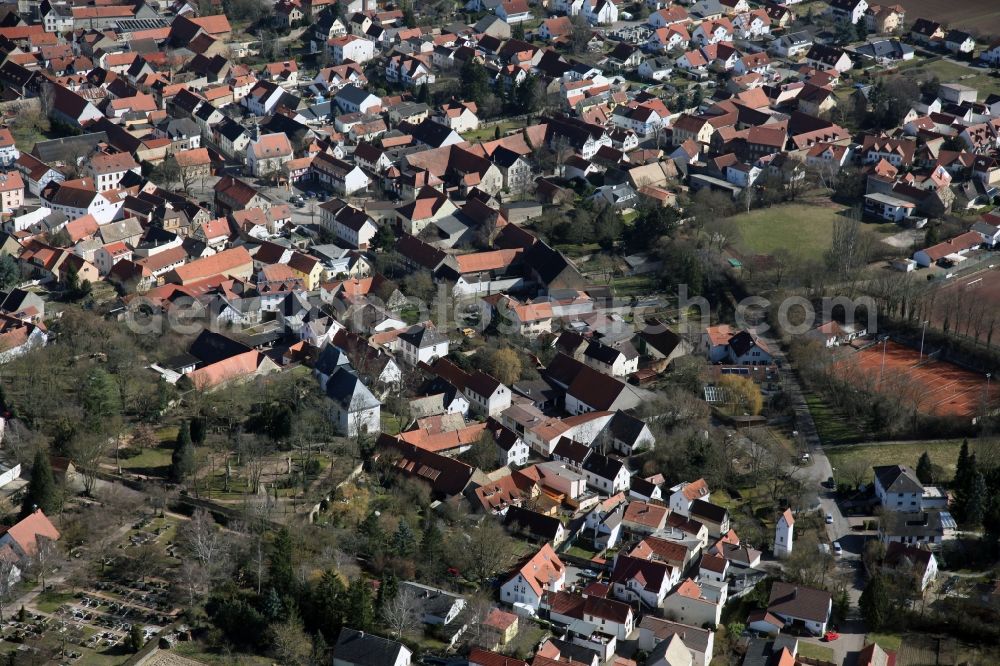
[798,618,867,666]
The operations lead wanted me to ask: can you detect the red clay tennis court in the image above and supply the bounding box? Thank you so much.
[845,341,997,418]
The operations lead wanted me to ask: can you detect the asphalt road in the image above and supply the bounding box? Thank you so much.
[765,336,868,665]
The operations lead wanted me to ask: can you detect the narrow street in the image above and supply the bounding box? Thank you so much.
[765,337,868,665]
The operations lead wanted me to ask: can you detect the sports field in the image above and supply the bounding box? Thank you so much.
[927,268,1000,348]
[839,340,996,418]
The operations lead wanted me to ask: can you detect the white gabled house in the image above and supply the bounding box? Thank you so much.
[500,543,566,614]
[325,367,381,436]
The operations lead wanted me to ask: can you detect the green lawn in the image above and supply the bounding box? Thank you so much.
[172,641,273,665]
[33,590,75,614]
[118,445,173,472]
[825,439,968,481]
[462,120,526,142]
[732,203,850,262]
[805,394,863,445]
[612,274,658,297]
[865,633,903,652]
[797,642,835,662]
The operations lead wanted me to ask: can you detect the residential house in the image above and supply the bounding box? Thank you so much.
[398,324,449,366]
[873,464,925,511]
[0,172,24,213]
[884,542,938,591]
[669,479,710,517]
[325,366,381,436]
[771,32,813,58]
[542,591,636,640]
[910,18,944,46]
[879,510,951,548]
[333,628,412,666]
[638,618,715,666]
[944,30,976,55]
[500,543,566,614]
[689,500,730,538]
[828,0,868,24]
[662,578,724,627]
[246,133,294,177]
[764,582,832,635]
[611,555,674,609]
[85,152,140,193]
[329,35,376,64]
[805,44,853,73]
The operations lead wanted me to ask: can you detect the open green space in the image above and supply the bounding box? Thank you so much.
[462,120,526,142]
[612,274,658,297]
[805,394,863,445]
[797,642,835,662]
[732,203,847,262]
[118,445,174,471]
[34,590,76,614]
[865,633,903,652]
[173,641,273,665]
[825,439,968,481]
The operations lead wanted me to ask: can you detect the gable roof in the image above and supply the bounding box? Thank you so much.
[873,464,923,494]
[378,435,475,496]
[333,628,410,666]
[0,509,60,557]
[611,554,670,592]
[506,543,565,596]
[767,581,832,623]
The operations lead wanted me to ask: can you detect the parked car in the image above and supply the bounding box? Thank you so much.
[832,542,842,557]
[825,513,833,524]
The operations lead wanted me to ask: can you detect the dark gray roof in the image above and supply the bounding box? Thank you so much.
[581,451,625,482]
[504,505,562,540]
[399,324,449,349]
[880,510,946,539]
[636,617,712,655]
[553,437,590,465]
[336,84,378,106]
[873,465,923,494]
[32,132,109,163]
[689,499,728,524]
[333,628,409,666]
[315,344,352,376]
[188,330,252,366]
[405,118,459,148]
[325,367,380,411]
[216,117,248,142]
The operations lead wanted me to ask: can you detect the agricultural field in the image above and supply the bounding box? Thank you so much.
[899,58,1000,98]
[895,633,1000,666]
[895,0,1000,37]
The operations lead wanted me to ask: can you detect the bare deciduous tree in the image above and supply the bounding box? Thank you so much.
[455,520,520,583]
[178,509,230,579]
[31,537,61,590]
[0,558,16,622]
[381,585,421,640]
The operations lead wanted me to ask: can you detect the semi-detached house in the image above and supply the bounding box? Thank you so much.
[320,200,379,249]
[610,554,675,608]
[542,590,636,639]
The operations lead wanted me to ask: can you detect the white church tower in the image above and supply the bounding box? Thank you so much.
[775,508,794,558]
